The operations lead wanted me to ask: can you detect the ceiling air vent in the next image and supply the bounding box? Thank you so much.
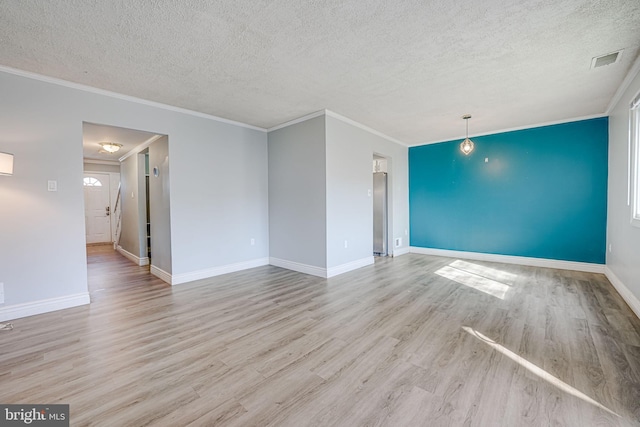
[591,50,623,69]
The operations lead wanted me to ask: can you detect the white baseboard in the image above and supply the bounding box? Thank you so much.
[150,265,172,285]
[269,257,327,278]
[269,256,374,278]
[117,245,149,266]
[605,267,640,320]
[171,258,269,285]
[327,257,374,278]
[0,293,90,322]
[392,247,410,257]
[409,247,605,273]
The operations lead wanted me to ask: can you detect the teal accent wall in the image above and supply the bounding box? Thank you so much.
[409,118,608,263]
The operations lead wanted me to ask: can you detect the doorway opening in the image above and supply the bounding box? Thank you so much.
[373,154,389,256]
[82,122,171,290]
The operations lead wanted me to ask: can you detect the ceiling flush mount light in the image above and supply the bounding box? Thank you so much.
[460,114,475,155]
[99,142,123,154]
[0,152,14,176]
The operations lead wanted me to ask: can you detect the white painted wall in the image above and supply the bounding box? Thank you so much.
[148,136,172,275]
[607,67,640,313]
[119,154,146,259]
[0,82,87,308]
[0,69,268,316]
[170,115,268,275]
[267,112,409,276]
[326,114,409,268]
[325,118,375,268]
[268,115,327,268]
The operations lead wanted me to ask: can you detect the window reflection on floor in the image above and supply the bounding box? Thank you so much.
[462,326,620,417]
[435,260,513,300]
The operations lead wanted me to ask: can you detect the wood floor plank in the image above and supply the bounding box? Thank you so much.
[1,245,639,426]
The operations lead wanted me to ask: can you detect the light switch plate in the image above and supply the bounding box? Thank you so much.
[48,180,57,191]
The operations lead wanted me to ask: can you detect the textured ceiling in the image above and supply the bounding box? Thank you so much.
[1,0,639,145]
[83,123,159,161]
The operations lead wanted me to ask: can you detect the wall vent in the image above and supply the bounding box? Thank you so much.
[591,50,623,69]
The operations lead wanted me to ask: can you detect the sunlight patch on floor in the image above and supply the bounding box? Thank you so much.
[436,265,510,299]
[462,326,620,417]
[449,260,518,283]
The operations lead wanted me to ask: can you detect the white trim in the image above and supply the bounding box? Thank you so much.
[0,65,266,132]
[606,53,640,114]
[630,95,640,228]
[409,247,605,273]
[605,267,640,320]
[83,159,120,166]
[0,293,90,322]
[411,114,609,147]
[171,258,269,285]
[150,265,172,284]
[118,134,163,162]
[116,245,149,266]
[326,257,374,278]
[267,109,409,147]
[325,110,407,147]
[267,110,326,132]
[269,257,327,278]
[392,247,410,257]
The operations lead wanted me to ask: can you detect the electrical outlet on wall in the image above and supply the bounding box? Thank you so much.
[0,283,4,304]
[250,238,255,246]
[344,240,348,249]
[395,238,402,248]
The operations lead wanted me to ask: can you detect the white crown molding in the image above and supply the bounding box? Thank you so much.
[172,258,269,285]
[119,134,163,162]
[325,110,408,147]
[269,257,327,278]
[266,110,326,132]
[604,267,640,320]
[267,110,409,148]
[116,245,149,266]
[150,265,172,284]
[411,113,609,147]
[606,53,640,114]
[326,256,374,278]
[409,247,605,273]
[0,293,90,322]
[83,159,120,166]
[0,65,267,132]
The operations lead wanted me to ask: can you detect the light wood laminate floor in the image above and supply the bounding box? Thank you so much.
[1,245,640,426]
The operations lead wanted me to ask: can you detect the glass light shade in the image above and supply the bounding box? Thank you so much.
[99,142,123,153]
[460,138,474,155]
[0,152,14,176]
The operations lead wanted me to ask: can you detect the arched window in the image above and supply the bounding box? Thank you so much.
[83,177,103,187]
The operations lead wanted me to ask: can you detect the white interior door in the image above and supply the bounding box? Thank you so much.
[84,173,111,244]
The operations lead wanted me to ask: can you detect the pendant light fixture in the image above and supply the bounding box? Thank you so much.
[460,114,475,155]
